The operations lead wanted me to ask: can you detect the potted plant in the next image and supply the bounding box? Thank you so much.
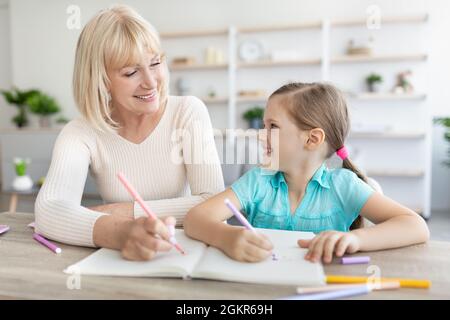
[366,73,383,93]
[12,158,33,191]
[26,91,61,128]
[243,106,264,129]
[1,88,39,128]
[435,117,450,167]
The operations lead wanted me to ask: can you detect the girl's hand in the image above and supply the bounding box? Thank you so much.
[120,216,174,261]
[297,231,361,264]
[222,227,274,262]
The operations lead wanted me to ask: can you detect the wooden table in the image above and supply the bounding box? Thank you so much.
[1,212,449,299]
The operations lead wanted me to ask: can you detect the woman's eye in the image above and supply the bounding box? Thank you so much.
[125,71,137,77]
[150,62,161,68]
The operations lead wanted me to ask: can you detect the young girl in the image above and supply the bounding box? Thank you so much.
[184,82,429,264]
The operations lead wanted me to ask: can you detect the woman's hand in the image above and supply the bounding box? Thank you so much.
[297,231,361,264]
[120,216,174,261]
[222,227,274,262]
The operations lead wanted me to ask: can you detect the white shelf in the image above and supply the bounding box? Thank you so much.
[238,21,322,34]
[347,92,427,101]
[202,97,229,104]
[332,54,427,64]
[236,96,268,103]
[366,170,425,178]
[349,132,426,139]
[161,29,228,39]
[238,59,321,68]
[331,14,428,27]
[170,63,228,71]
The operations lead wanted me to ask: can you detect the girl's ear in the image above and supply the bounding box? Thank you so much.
[305,128,326,150]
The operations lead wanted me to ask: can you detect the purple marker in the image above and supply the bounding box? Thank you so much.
[280,284,371,300]
[341,256,370,265]
[0,225,10,235]
[224,198,277,260]
[33,233,62,254]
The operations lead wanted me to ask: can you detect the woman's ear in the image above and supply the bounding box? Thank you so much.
[305,128,326,150]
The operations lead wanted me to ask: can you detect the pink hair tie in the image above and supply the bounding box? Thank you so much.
[336,146,349,160]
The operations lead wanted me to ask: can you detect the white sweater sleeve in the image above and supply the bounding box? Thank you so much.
[133,97,225,223]
[34,121,107,247]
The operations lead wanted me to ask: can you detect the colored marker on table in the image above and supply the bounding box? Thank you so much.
[297,281,400,295]
[326,274,431,289]
[224,198,277,260]
[281,284,372,300]
[341,256,370,265]
[33,233,62,254]
[117,172,185,255]
[0,224,10,235]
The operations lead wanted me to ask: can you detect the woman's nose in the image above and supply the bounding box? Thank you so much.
[141,69,157,89]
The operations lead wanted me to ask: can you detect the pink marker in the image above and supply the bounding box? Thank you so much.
[33,233,62,254]
[0,225,10,235]
[117,172,185,255]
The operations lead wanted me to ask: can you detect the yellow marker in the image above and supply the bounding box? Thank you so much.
[326,275,431,289]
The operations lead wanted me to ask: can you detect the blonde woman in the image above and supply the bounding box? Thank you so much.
[35,5,224,261]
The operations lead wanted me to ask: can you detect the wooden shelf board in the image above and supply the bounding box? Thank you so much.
[349,132,426,139]
[347,92,427,101]
[332,54,427,63]
[170,63,228,71]
[238,21,322,34]
[161,29,228,39]
[331,14,428,27]
[366,170,425,178]
[238,59,321,68]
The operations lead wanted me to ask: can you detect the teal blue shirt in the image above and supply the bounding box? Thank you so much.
[231,164,374,233]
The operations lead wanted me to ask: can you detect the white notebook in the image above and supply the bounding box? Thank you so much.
[64,228,325,286]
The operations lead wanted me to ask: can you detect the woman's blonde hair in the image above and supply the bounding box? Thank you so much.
[73,4,169,132]
[270,82,369,229]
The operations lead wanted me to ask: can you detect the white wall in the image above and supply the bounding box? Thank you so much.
[2,0,450,210]
[0,0,13,128]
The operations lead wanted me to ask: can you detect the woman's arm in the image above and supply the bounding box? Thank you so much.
[35,122,173,260]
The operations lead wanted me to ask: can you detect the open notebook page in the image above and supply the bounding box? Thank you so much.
[191,228,326,286]
[64,230,207,278]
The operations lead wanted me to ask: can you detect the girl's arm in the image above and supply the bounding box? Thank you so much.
[184,188,273,262]
[352,192,430,251]
[299,192,430,263]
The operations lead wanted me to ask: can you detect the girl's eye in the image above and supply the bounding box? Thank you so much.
[271,124,278,128]
[150,62,161,68]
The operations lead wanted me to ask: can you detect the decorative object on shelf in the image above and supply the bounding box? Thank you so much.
[12,158,33,191]
[346,36,374,56]
[243,106,265,129]
[1,87,39,128]
[239,40,264,62]
[55,115,70,126]
[26,91,61,128]
[37,176,46,189]
[207,87,217,99]
[238,89,267,98]
[434,117,450,167]
[175,78,190,96]
[365,73,383,93]
[392,70,414,94]
[205,47,225,65]
[171,56,196,66]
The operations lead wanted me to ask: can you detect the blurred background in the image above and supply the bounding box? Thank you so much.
[0,0,449,239]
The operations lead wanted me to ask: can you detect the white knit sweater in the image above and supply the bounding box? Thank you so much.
[35,96,225,247]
